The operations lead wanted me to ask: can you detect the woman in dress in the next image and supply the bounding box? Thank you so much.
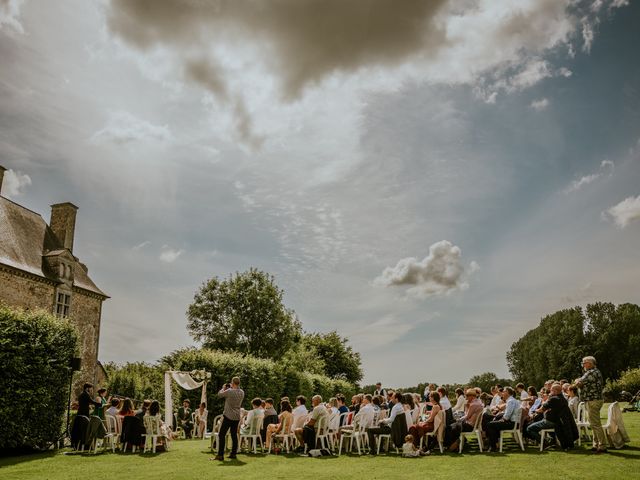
[408,391,442,448]
[265,400,294,451]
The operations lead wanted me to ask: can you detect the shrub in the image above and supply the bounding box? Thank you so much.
[104,362,165,403]
[0,304,78,450]
[161,348,357,427]
[604,368,640,401]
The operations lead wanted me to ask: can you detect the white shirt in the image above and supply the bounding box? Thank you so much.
[440,396,452,410]
[382,402,404,425]
[520,391,529,400]
[452,395,466,412]
[356,403,375,427]
[106,406,119,417]
[490,394,503,408]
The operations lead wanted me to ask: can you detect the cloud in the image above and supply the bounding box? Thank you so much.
[564,159,614,194]
[605,195,640,228]
[90,111,172,144]
[159,245,184,263]
[0,0,24,34]
[132,240,151,251]
[2,168,31,197]
[375,240,478,297]
[530,97,550,111]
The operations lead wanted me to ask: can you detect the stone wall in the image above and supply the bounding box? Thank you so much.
[70,288,103,391]
[0,265,104,394]
[0,267,56,310]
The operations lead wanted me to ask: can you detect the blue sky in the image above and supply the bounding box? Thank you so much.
[1,0,639,386]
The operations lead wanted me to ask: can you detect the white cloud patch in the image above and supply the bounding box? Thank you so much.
[132,240,151,251]
[2,168,31,197]
[564,159,614,194]
[91,111,173,145]
[375,240,478,297]
[159,245,184,263]
[530,98,550,111]
[0,0,24,34]
[605,195,640,228]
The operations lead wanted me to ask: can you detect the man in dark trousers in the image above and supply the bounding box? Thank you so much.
[177,399,193,438]
[213,376,244,461]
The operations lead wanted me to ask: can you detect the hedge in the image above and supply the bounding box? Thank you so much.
[0,304,78,450]
[162,348,357,427]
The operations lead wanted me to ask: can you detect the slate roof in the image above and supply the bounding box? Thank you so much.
[0,195,107,298]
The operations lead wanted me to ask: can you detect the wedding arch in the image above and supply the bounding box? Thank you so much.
[164,369,211,428]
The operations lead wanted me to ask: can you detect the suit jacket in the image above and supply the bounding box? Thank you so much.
[77,391,101,417]
[177,407,192,424]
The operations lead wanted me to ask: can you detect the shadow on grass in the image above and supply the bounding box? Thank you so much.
[0,450,57,467]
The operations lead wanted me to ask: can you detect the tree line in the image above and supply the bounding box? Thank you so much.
[507,302,640,386]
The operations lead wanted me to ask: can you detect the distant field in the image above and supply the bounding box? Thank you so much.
[2,406,639,480]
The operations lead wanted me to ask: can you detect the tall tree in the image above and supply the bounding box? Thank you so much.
[187,268,301,360]
[301,331,363,384]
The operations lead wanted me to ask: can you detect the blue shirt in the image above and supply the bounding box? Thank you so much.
[502,396,520,423]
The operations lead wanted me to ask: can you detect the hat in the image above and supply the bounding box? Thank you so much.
[465,388,477,397]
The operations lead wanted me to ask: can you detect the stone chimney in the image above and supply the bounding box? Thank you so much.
[0,165,6,196]
[50,202,79,253]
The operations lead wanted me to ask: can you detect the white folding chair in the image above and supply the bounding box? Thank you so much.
[499,409,525,452]
[575,402,592,446]
[210,414,223,452]
[268,416,295,453]
[339,417,368,455]
[420,410,445,453]
[142,415,169,453]
[102,415,120,453]
[314,415,332,451]
[459,410,484,453]
[239,413,264,453]
[539,427,560,451]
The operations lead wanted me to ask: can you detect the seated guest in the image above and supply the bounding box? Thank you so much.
[77,382,102,417]
[265,400,293,450]
[525,383,564,444]
[452,388,466,413]
[292,396,309,429]
[240,398,264,435]
[485,386,520,452]
[136,399,151,419]
[489,385,504,409]
[118,398,135,417]
[423,384,437,403]
[437,387,451,411]
[177,399,193,438]
[408,392,441,448]
[367,392,404,455]
[106,397,121,417]
[448,388,484,451]
[480,392,492,407]
[567,385,580,418]
[355,394,376,427]
[146,400,173,447]
[350,394,362,413]
[195,402,208,438]
[261,398,278,441]
[327,397,339,415]
[294,395,327,451]
[384,390,395,410]
[516,383,529,402]
[372,396,382,412]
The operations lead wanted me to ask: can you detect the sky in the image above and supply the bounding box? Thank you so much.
[1,0,639,387]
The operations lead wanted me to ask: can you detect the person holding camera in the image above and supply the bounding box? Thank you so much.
[213,377,244,461]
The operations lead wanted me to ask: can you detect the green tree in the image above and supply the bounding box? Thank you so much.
[301,331,363,384]
[467,372,512,393]
[187,268,302,361]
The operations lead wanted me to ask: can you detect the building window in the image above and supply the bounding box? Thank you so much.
[56,292,71,318]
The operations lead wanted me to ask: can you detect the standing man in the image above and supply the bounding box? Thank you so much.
[77,383,102,416]
[575,356,607,453]
[374,383,387,401]
[214,376,244,461]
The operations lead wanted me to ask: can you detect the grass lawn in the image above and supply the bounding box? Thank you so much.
[2,407,639,480]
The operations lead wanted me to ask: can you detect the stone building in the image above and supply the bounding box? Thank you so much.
[0,166,108,390]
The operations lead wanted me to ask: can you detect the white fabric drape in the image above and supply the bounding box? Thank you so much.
[164,371,208,428]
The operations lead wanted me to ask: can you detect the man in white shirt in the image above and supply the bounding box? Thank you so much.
[292,395,309,430]
[240,398,264,435]
[295,395,327,451]
[355,394,375,428]
[367,392,403,454]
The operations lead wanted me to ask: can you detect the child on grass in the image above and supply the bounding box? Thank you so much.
[402,434,428,457]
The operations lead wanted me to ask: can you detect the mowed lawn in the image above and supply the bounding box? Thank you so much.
[2,407,640,480]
